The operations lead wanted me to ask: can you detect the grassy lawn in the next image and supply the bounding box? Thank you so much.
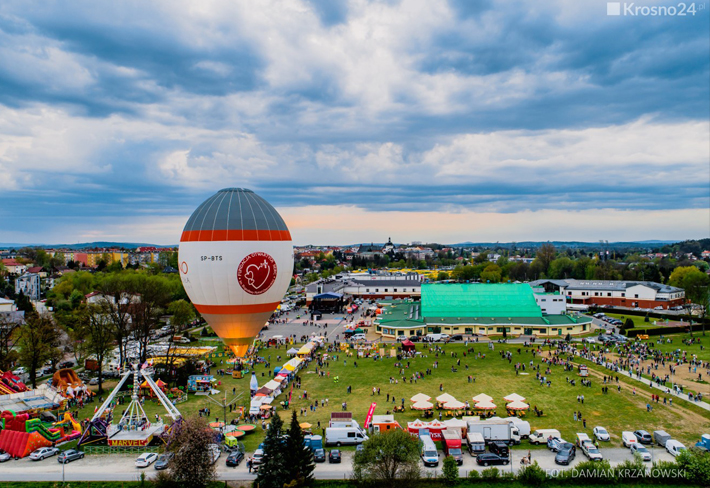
[635,333,710,362]
[604,313,668,330]
[71,341,710,453]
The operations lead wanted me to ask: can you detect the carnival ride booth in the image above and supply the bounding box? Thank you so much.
[187,375,215,394]
[140,379,167,397]
[78,365,182,448]
[52,368,90,399]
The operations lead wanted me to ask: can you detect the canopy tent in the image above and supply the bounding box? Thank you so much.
[506,400,530,410]
[407,419,428,431]
[436,393,457,404]
[286,348,299,356]
[444,418,467,429]
[472,393,493,403]
[263,380,281,391]
[411,401,434,410]
[474,400,497,410]
[401,340,416,352]
[443,400,466,410]
[427,419,445,429]
[300,422,312,429]
[410,393,431,403]
[503,393,526,403]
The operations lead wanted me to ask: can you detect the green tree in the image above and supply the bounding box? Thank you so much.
[352,428,420,487]
[437,271,450,281]
[256,412,290,488]
[166,416,216,488]
[285,410,315,487]
[0,316,20,370]
[17,314,62,388]
[669,266,710,334]
[82,304,115,392]
[548,257,575,279]
[480,264,502,283]
[442,455,459,485]
[168,299,195,329]
[535,243,556,275]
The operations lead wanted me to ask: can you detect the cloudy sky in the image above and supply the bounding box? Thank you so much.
[0,0,708,246]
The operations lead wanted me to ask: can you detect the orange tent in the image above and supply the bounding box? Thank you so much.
[140,378,167,397]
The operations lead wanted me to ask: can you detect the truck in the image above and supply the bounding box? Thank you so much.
[303,435,323,452]
[325,427,368,446]
[466,432,486,456]
[492,417,530,439]
[466,419,520,445]
[695,434,710,451]
[653,430,671,448]
[441,429,464,465]
[529,429,561,445]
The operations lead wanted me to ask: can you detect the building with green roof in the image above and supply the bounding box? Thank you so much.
[375,283,592,339]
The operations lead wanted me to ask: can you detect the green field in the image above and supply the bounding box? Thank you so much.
[72,341,710,452]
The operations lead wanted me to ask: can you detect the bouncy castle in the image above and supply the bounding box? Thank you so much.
[0,410,81,458]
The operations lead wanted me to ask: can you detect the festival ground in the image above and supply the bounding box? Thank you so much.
[67,334,710,452]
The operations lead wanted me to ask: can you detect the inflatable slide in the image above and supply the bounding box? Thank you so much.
[0,370,28,395]
[0,429,52,458]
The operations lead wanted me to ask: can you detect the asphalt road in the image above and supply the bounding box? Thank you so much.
[0,446,677,482]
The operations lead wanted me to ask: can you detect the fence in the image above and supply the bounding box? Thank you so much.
[84,445,162,455]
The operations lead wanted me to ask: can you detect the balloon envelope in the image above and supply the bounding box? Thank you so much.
[178,188,293,356]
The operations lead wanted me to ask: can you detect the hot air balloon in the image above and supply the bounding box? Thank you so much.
[178,188,293,357]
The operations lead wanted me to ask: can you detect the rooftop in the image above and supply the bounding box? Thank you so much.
[422,283,542,318]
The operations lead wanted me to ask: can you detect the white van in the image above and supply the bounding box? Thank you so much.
[420,434,439,466]
[622,431,638,448]
[666,440,686,457]
[530,429,561,444]
[325,427,368,446]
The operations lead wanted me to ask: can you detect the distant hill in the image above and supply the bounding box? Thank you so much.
[0,241,176,250]
[447,240,680,249]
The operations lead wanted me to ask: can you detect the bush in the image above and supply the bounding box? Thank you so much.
[481,467,500,480]
[563,459,613,484]
[442,455,459,486]
[467,469,480,480]
[676,448,710,486]
[517,461,547,486]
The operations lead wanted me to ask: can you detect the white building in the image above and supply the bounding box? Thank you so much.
[15,273,41,301]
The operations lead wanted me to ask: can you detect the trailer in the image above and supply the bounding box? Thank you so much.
[466,419,520,445]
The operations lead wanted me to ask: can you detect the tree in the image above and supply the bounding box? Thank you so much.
[256,412,290,488]
[480,264,502,283]
[536,243,556,275]
[442,455,459,485]
[352,428,421,487]
[97,273,135,367]
[669,266,710,335]
[166,416,216,488]
[129,274,172,362]
[167,299,195,329]
[437,271,450,281]
[17,314,61,388]
[0,316,20,370]
[285,410,315,487]
[81,304,115,392]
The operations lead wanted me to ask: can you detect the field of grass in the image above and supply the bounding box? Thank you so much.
[71,340,710,453]
[603,313,667,330]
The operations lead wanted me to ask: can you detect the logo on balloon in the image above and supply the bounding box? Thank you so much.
[237,252,278,295]
[180,261,189,274]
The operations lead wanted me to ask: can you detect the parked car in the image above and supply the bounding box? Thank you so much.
[488,441,509,457]
[580,441,602,461]
[208,444,220,464]
[555,443,576,465]
[0,450,11,462]
[154,452,174,470]
[89,377,99,385]
[135,452,159,468]
[476,453,509,466]
[58,361,75,369]
[57,449,84,464]
[634,430,653,445]
[12,367,26,376]
[225,450,244,467]
[547,437,567,452]
[593,426,610,442]
[630,443,652,461]
[30,447,60,461]
[446,335,463,342]
[349,334,367,341]
[622,431,638,448]
[328,449,342,463]
[313,448,326,463]
[666,440,686,457]
[252,449,265,466]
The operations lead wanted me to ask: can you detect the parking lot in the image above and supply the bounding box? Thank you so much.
[0,445,678,482]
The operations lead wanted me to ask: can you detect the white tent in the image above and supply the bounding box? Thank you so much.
[472,393,493,403]
[286,348,299,356]
[410,393,431,403]
[503,393,526,402]
[411,401,434,410]
[436,393,457,404]
[443,400,466,410]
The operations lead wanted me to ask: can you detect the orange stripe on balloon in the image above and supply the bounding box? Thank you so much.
[180,229,291,242]
[194,302,281,315]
